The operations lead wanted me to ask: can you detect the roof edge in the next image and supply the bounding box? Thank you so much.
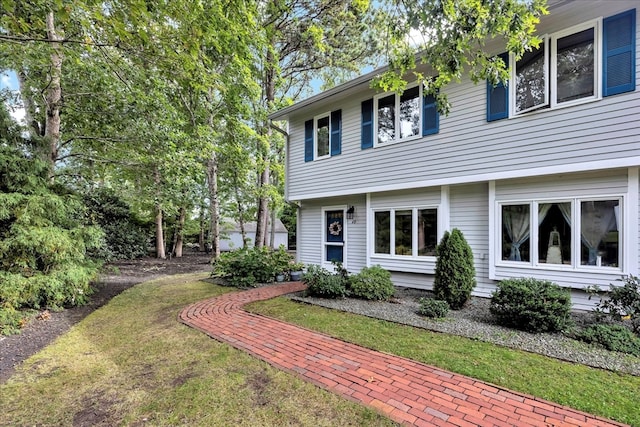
[268,66,386,121]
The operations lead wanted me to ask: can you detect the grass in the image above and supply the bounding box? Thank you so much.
[247,297,640,427]
[0,274,396,427]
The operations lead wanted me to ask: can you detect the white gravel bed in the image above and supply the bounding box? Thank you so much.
[289,287,640,376]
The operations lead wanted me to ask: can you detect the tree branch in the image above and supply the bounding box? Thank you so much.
[0,33,121,48]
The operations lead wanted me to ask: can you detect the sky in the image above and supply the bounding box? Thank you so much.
[1,70,26,124]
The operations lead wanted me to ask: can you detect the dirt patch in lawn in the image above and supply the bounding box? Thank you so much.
[0,253,212,383]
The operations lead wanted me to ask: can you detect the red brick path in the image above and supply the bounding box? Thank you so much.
[179,282,629,427]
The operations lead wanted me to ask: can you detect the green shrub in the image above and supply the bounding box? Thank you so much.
[576,324,640,356]
[83,188,150,261]
[350,265,394,301]
[591,275,640,333]
[490,278,572,333]
[303,264,348,298]
[0,137,102,335]
[418,298,449,318]
[211,246,292,287]
[433,228,476,309]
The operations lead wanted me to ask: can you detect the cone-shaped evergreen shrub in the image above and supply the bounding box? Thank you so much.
[433,228,476,309]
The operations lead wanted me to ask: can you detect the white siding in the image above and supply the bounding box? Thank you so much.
[285,5,640,201]
[286,2,640,310]
[450,183,495,298]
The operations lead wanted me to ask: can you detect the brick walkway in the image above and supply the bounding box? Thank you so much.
[179,282,628,427]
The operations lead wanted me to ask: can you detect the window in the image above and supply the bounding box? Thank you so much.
[369,84,438,147]
[304,110,341,162]
[316,115,330,158]
[374,207,438,257]
[376,87,421,144]
[511,21,600,115]
[499,198,620,269]
[488,9,636,121]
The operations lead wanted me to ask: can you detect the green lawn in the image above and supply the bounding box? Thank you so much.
[247,297,640,427]
[2,274,639,426]
[0,274,396,427]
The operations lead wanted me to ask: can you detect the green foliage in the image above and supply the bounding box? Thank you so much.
[374,0,548,114]
[433,228,476,309]
[490,278,572,333]
[349,265,395,301]
[576,324,640,356]
[211,246,294,288]
[418,298,449,318]
[0,141,102,335]
[83,188,150,261]
[303,265,348,299]
[590,275,640,333]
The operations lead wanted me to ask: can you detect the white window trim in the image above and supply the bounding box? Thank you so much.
[313,111,331,161]
[510,35,549,115]
[509,18,602,117]
[496,195,623,272]
[321,205,347,269]
[373,83,422,147]
[371,205,439,260]
[550,19,602,109]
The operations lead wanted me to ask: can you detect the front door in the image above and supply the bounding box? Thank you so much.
[324,209,345,266]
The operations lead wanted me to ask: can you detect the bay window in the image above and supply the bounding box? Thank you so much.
[500,198,620,269]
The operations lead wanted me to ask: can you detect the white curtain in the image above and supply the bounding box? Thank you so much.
[581,201,616,265]
[503,206,530,261]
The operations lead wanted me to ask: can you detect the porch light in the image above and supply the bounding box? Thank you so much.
[347,206,355,221]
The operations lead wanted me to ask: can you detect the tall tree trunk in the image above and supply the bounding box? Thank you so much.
[270,207,276,248]
[16,72,43,138]
[154,168,166,259]
[255,48,277,248]
[233,171,248,249]
[207,153,221,260]
[44,11,63,179]
[198,204,206,252]
[155,207,165,259]
[174,207,186,258]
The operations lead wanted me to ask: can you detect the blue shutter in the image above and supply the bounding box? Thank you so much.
[304,119,313,162]
[603,9,636,97]
[422,93,439,136]
[330,109,342,156]
[487,53,509,121]
[361,99,374,149]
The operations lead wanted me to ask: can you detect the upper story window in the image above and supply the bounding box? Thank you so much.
[511,20,600,116]
[362,85,438,149]
[316,115,330,158]
[304,110,341,162]
[487,8,636,122]
[376,86,421,144]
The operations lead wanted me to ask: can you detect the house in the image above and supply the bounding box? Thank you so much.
[268,1,638,309]
[219,219,288,251]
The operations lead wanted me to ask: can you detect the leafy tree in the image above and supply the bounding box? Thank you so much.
[375,0,548,113]
[0,105,103,334]
[253,0,385,247]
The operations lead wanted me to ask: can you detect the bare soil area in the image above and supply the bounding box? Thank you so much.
[0,253,212,383]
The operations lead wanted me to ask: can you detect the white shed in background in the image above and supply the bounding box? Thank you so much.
[219,219,288,251]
